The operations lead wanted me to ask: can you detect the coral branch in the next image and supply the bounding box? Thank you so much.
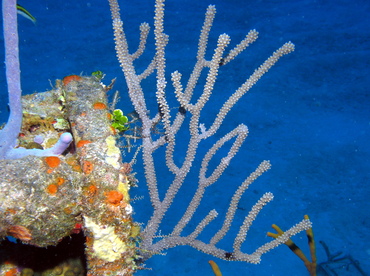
[109,0,311,265]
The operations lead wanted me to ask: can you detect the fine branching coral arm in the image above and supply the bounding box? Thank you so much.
[0,0,72,159]
[109,0,312,264]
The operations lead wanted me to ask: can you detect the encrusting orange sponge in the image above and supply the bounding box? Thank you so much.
[62,75,82,86]
[77,140,92,148]
[45,156,61,168]
[47,184,58,195]
[93,102,107,110]
[106,190,123,206]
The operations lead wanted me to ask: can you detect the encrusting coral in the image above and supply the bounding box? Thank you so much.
[0,76,139,275]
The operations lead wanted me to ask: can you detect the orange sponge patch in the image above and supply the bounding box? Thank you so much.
[89,185,98,195]
[57,177,65,186]
[106,191,123,206]
[47,184,58,195]
[5,268,17,276]
[77,140,92,148]
[82,160,94,175]
[45,156,61,168]
[62,75,82,86]
[93,102,107,110]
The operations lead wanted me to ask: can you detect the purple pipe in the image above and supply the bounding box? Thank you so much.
[0,0,72,159]
[0,0,23,158]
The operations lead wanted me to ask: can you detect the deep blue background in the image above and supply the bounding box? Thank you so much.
[1,0,369,275]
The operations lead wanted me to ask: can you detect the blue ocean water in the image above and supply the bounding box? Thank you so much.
[1,0,369,275]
